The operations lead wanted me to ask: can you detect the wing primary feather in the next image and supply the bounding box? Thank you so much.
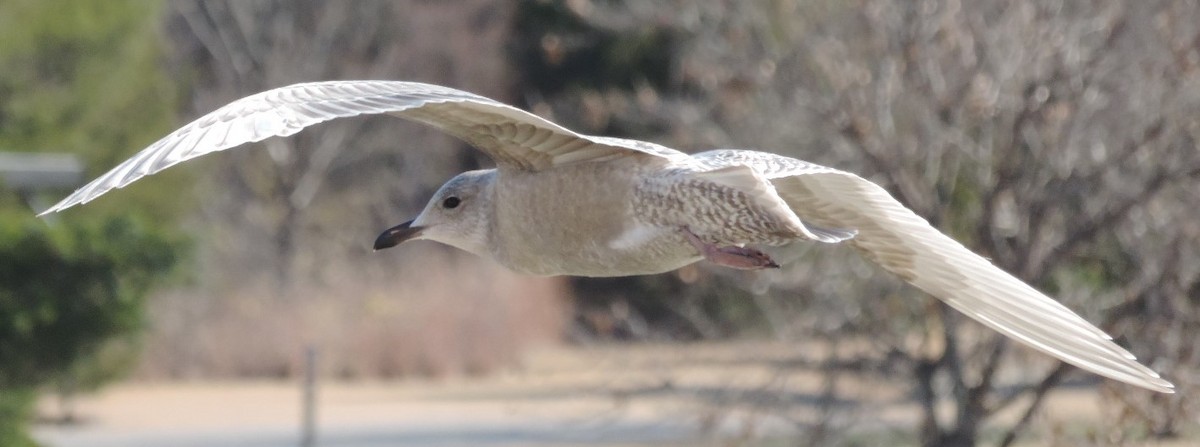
[770,167,1173,393]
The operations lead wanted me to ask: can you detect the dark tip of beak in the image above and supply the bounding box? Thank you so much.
[373,220,423,251]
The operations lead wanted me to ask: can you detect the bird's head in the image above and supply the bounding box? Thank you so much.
[373,169,495,257]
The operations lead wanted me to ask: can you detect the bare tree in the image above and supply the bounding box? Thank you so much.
[166,0,518,289]
[518,0,1199,444]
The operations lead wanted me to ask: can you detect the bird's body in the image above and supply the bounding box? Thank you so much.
[483,149,836,277]
[40,80,1175,393]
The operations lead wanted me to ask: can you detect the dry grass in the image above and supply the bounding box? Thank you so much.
[134,245,569,380]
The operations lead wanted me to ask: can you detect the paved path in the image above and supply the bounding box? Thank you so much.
[32,378,713,447]
[36,419,697,447]
[32,344,812,447]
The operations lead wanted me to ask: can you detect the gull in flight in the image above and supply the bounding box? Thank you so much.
[40,81,1173,393]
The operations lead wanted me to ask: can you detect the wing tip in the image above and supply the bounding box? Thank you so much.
[1143,377,1176,394]
[1143,370,1176,393]
[36,199,72,217]
[1106,365,1175,393]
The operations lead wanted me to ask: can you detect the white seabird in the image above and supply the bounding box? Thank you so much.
[39,81,1174,393]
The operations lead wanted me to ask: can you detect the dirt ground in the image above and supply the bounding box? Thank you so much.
[32,341,1194,447]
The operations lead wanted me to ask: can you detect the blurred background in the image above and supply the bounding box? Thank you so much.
[2,0,1198,446]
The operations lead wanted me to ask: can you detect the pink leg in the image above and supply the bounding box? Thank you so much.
[682,228,780,270]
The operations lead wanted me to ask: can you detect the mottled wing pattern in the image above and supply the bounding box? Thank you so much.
[732,151,1173,393]
[683,150,856,243]
[634,164,811,246]
[40,81,681,215]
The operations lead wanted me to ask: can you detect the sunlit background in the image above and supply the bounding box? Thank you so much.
[1,0,1198,446]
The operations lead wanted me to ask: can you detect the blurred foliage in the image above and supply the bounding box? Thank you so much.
[0,0,188,220]
[0,215,183,447]
[513,0,676,97]
[0,389,38,447]
[0,215,185,388]
[0,0,189,441]
[570,271,761,340]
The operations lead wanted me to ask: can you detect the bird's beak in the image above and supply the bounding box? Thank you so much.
[373,220,424,251]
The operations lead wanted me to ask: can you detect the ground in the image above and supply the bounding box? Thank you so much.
[32,341,1193,447]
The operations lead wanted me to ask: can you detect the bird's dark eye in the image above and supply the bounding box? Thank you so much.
[442,196,461,209]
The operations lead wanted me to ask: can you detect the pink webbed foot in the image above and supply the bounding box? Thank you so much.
[682,228,780,270]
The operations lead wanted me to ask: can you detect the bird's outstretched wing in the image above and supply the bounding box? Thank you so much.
[40,81,682,215]
[752,156,1173,393]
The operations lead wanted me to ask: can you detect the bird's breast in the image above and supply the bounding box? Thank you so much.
[488,159,697,277]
